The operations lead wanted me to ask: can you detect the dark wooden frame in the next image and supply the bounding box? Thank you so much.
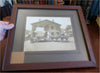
[2,5,96,71]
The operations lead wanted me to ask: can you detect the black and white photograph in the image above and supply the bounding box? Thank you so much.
[24,17,76,51]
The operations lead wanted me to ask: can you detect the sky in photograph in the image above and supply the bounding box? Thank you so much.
[26,17,72,31]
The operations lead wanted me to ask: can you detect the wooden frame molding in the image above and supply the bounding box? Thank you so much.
[2,5,96,71]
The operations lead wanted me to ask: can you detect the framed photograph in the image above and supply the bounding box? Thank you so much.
[2,5,96,71]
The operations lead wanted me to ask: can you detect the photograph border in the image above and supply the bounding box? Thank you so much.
[2,5,96,71]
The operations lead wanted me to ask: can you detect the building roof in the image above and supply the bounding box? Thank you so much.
[31,20,61,27]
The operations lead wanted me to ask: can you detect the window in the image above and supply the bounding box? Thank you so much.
[51,26,54,29]
[51,32,54,36]
[56,32,59,35]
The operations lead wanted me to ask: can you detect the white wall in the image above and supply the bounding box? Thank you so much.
[0,0,12,7]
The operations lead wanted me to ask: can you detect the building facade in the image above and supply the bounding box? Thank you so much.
[31,20,61,42]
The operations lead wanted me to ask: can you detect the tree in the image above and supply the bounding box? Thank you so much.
[25,30,31,41]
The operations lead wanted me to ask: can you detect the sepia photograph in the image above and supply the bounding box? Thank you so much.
[24,17,76,51]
